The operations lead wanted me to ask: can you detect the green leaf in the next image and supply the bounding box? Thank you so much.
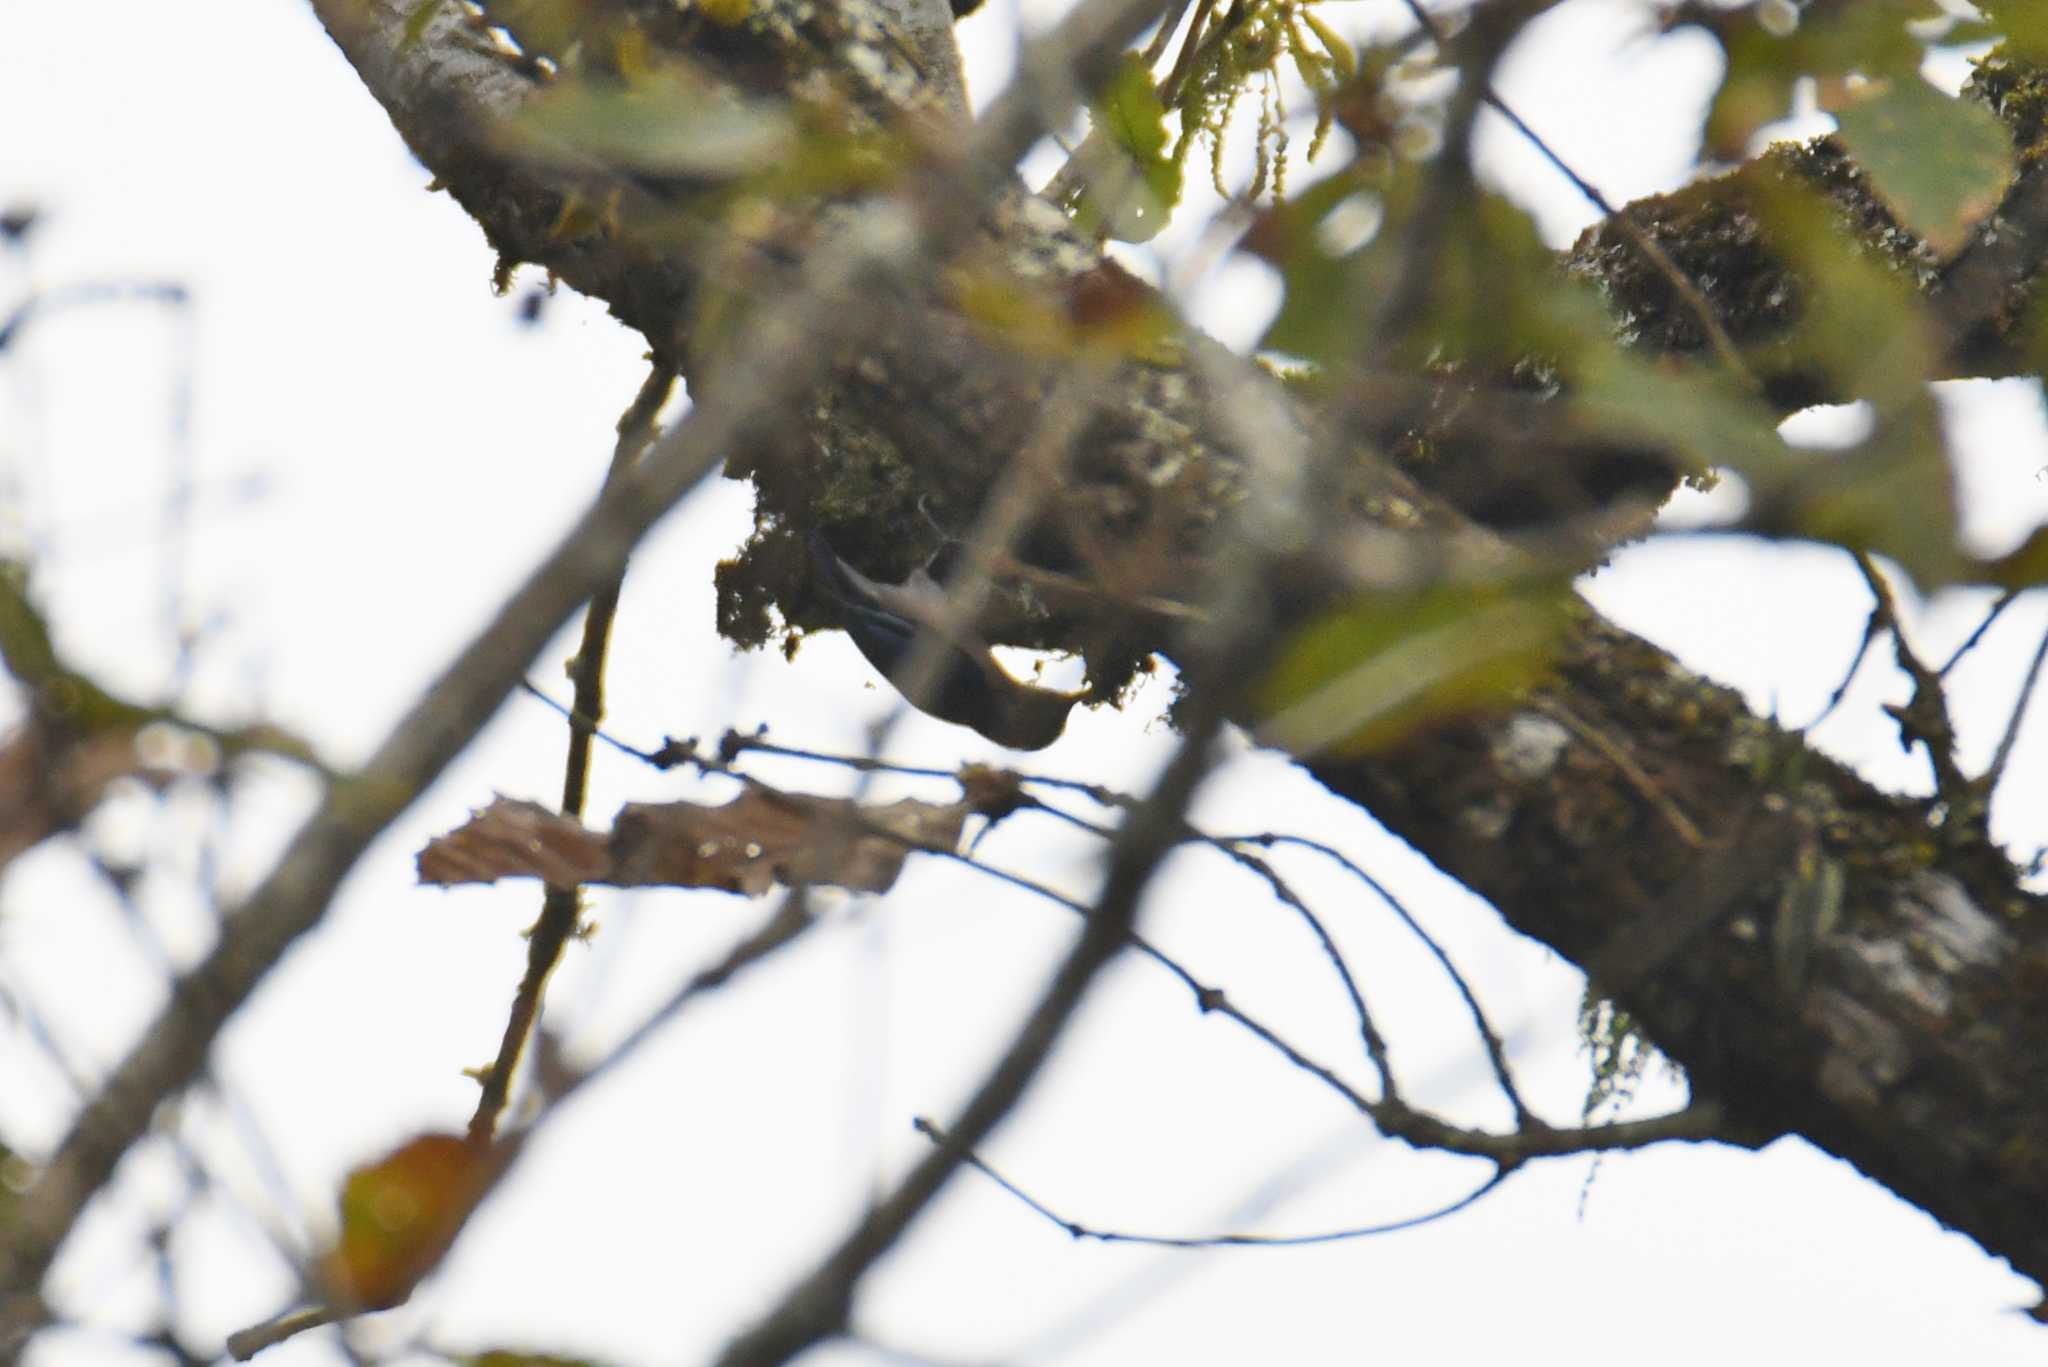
[1572,348,1789,483]
[1774,401,1961,589]
[1242,171,1390,365]
[1252,173,1606,370]
[1642,179,1963,585]
[1067,55,1181,243]
[1974,0,2048,62]
[1831,78,2013,256]
[1252,581,1574,758]
[1747,175,1934,398]
[1982,525,2048,589]
[1693,1,1936,159]
[1705,28,1804,161]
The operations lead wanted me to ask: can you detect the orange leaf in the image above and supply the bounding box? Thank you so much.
[320,1133,497,1310]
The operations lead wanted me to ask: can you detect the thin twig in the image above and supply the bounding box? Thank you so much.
[915,1115,1509,1247]
[1021,796,1398,1101]
[1236,831,1534,1128]
[222,1307,341,1362]
[1393,0,1752,384]
[725,731,1133,808]
[1139,0,1196,68]
[534,722,1727,1163]
[701,742,1725,1166]
[1852,552,1978,827]
[467,363,674,1146]
[1807,590,1888,731]
[711,710,1233,1367]
[1191,843,1393,1093]
[1985,618,2048,795]
[1156,0,1218,106]
[225,893,819,1360]
[0,190,897,1346]
[551,892,820,1106]
[1941,587,2023,678]
[1535,696,1705,850]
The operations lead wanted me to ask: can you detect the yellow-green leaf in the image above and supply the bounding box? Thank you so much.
[1777,404,1961,589]
[1747,176,1933,399]
[1982,525,2048,589]
[1253,582,1574,758]
[1572,347,1788,483]
[1253,173,1605,370]
[1067,55,1181,243]
[1974,0,2048,62]
[1693,1,1936,159]
[1830,78,2013,257]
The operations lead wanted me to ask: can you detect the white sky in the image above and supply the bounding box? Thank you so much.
[2,1,2047,1364]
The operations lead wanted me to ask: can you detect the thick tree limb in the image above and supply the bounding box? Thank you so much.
[18,0,2043,1339]
[309,0,2048,1298]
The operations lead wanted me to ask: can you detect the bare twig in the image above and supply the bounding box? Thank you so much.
[915,1114,1510,1247]
[224,891,818,1361]
[707,734,1729,1166]
[1198,844,1393,1090]
[649,732,1534,1131]
[1852,552,1983,841]
[552,893,821,1106]
[0,281,190,354]
[1392,0,1752,384]
[1984,618,2048,797]
[223,1307,341,1363]
[1807,588,1889,731]
[1233,830,1533,1128]
[467,363,675,1147]
[711,698,1231,1367]
[6,0,1201,1316]
[1155,0,1219,106]
[0,192,907,1350]
[1016,794,1399,1101]
[508,709,1740,1200]
[1139,0,1196,68]
[721,731,1132,809]
[1535,696,1705,850]
[1940,587,2023,678]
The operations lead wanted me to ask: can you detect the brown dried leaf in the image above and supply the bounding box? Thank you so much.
[415,797,610,887]
[417,789,969,896]
[609,788,966,893]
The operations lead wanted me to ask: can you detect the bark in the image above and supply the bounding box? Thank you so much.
[307,0,2048,1297]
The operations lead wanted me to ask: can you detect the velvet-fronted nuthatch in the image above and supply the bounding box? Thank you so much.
[807,530,1081,750]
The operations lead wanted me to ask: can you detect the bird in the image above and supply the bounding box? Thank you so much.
[806,530,1082,750]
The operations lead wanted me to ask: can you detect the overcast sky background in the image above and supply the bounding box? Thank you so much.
[4,0,2048,1363]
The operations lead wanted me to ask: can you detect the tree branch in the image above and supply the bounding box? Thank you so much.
[95,0,2048,1322]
